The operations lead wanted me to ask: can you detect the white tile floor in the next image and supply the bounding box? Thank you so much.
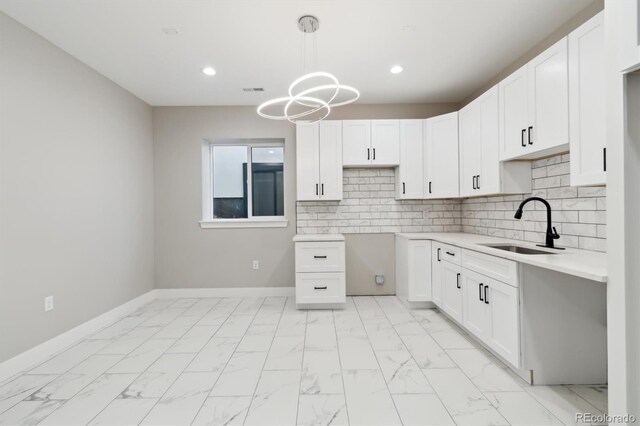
[0,296,607,426]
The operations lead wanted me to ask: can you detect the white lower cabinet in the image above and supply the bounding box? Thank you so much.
[441,260,463,323]
[461,269,488,339]
[294,235,345,307]
[431,243,444,307]
[395,236,432,304]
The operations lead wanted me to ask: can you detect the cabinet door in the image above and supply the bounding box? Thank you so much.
[397,120,424,199]
[296,123,320,200]
[458,103,481,197]
[371,120,400,166]
[462,269,489,340]
[528,37,569,154]
[424,112,459,198]
[477,86,501,196]
[441,261,463,324]
[485,278,520,367]
[342,120,371,166]
[569,12,606,186]
[408,240,432,301]
[499,65,529,160]
[319,121,343,200]
[431,244,443,307]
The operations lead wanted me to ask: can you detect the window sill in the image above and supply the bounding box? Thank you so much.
[199,219,289,229]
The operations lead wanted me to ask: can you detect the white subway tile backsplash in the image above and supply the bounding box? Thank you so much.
[296,154,606,252]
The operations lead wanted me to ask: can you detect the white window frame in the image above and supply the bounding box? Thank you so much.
[200,139,288,229]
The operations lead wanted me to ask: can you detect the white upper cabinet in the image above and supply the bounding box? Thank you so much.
[460,86,531,198]
[396,120,424,199]
[343,119,400,167]
[371,120,400,166]
[569,11,606,186]
[612,0,640,72]
[499,38,569,160]
[296,123,321,201]
[318,121,344,200]
[342,120,371,166]
[424,112,459,199]
[296,121,343,201]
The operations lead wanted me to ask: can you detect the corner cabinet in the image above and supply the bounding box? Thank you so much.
[499,38,569,161]
[569,11,606,187]
[342,120,400,167]
[296,121,343,201]
[459,86,531,197]
[396,120,424,199]
[424,112,459,199]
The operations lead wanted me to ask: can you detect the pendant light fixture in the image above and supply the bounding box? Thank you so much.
[257,15,360,124]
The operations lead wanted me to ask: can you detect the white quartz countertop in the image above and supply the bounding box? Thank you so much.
[293,234,345,242]
[396,232,607,283]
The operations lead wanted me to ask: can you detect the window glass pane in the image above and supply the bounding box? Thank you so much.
[212,145,248,218]
[251,147,284,217]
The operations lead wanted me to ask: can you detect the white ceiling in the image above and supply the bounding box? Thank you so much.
[0,0,594,106]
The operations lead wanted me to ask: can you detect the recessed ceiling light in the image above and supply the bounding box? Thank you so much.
[162,28,180,36]
[390,65,404,74]
[202,67,216,76]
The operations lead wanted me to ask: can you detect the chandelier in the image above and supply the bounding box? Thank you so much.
[257,15,360,124]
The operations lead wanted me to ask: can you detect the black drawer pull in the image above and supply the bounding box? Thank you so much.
[479,283,484,301]
[446,251,455,256]
[437,248,441,262]
[373,148,376,160]
[521,129,526,147]
[603,147,607,172]
[484,286,489,304]
[367,148,370,160]
[314,286,327,290]
[456,273,461,289]
[313,255,327,259]
[528,126,533,145]
[476,175,480,189]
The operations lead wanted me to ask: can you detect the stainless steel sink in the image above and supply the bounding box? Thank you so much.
[480,244,557,255]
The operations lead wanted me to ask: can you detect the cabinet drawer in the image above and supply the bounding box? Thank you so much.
[462,249,518,286]
[295,241,345,272]
[436,243,461,266]
[296,272,345,304]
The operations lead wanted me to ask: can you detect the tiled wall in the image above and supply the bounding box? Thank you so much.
[461,153,606,252]
[295,153,607,252]
[296,169,462,234]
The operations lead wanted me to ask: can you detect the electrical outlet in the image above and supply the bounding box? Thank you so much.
[44,296,54,312]
[252,260,259,270]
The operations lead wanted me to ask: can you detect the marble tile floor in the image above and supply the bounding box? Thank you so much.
[0,296,607,425]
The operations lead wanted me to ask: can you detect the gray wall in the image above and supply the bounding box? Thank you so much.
[0,12,154,362]
[152,104,457,290]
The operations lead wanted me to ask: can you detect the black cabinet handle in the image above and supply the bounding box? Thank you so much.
[373,148,376,160]
[446,251,455,257]
[367,148,370,160]
[456,273,461,289]
[314,286,327,290]
[476,175,480,190]
[484,286,489,304]
[437,248,441,261]
[315,183,318,195]
[528,126,533,145]
[603,147,607,172]
[313,255,327,259]
[472,176,476,190]
[321,183,324,196]
[402,182,406,194]
[429,181,432,194]
[521,129,526,147]
[479,283,484,301]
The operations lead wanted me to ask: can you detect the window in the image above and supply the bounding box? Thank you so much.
[201,139,287,228]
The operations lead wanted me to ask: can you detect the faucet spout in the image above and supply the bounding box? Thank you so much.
[514,197,564,250]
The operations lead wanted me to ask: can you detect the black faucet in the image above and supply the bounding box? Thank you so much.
[514,197,564,250]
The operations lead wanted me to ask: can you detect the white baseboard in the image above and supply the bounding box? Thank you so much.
[155,287,295,298]
[0,289,156,384]
[0,286,294,384]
